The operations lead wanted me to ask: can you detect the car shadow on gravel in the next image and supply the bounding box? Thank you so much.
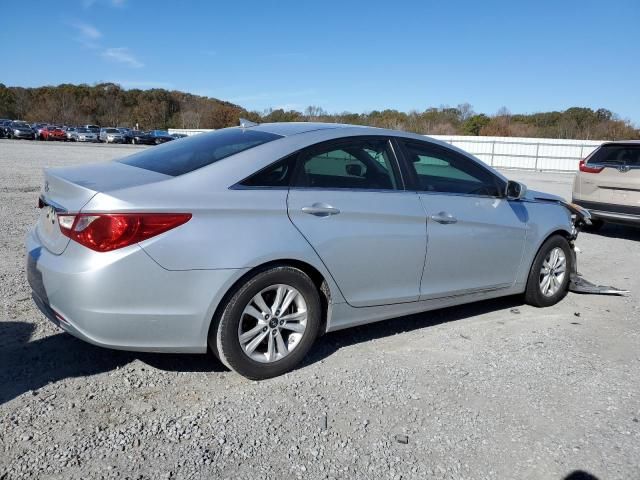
[2,295,523,404]
[302,295,524,367]
[0,321,224,406]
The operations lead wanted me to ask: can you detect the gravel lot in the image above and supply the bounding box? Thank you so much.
[1,139,639,480]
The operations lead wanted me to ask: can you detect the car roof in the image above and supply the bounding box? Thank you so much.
[248,121,450,144]
[600,140,640,147]
[249,122,353,136]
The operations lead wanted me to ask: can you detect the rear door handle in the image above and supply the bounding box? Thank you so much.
[301,203,341,217]
[430,212,457,224]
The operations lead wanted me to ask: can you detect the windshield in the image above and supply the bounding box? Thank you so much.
[120,128,282,176]
[12,122,30,128]
[77,128,90,133]
[105,128,120,133]
[152,130,169,136]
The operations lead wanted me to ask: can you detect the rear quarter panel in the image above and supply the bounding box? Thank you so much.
[82,188,347,304]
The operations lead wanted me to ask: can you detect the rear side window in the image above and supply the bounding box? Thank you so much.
[292,138,399,190]
[120,129,282,176]
[240,155,296,188]
[588,145,640,166]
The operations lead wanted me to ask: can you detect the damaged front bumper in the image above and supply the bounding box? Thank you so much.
[569,274,629,295]
[563,202,629,295]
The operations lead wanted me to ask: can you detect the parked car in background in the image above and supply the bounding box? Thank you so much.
[7,121,36,140]
[572,141,640,228]
[130,130,156,145]
[171,133,188,140]
[84,125,101,138]
[65,127,77,141]
[69,127,99,143]
[32,123,48,140]
[100,128,125,143]
[117,127,133,143]
[27,122,591,379]
[0,119,13,138]
[148,130,174,145]
[41,126,67,141]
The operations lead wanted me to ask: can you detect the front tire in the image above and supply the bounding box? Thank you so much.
[524,235,572,307]
[210,266,321,380]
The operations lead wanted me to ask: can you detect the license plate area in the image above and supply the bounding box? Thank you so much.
[39,206,59,237]
[35,205,70,255]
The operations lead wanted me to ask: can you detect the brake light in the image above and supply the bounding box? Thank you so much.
[579,159,604,174]
[57,213,191,252]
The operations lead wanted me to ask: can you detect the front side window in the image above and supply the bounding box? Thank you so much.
[292,138,399,190]
[399,140,503,197]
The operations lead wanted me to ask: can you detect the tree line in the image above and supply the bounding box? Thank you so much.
[0,83,637,140]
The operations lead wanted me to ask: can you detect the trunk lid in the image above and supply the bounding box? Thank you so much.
[36,162,171,254]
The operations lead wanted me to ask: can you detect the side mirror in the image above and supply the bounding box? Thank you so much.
[345,163,363,177]
[506,180,527,200]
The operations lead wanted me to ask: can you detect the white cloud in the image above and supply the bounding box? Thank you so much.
[102,47,144,68]
[74,22,102,40]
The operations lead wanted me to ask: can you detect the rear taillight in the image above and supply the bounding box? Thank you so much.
[579,159,604,174]
[57,213,191,252]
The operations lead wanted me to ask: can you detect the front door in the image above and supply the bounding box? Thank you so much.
[396,139,528,300]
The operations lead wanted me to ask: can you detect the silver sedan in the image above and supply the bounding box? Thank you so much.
[26,122,590,379]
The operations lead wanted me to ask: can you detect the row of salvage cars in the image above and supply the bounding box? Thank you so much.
[0,119,187,145]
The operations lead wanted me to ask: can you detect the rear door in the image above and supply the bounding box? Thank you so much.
[286,137,427,307]
[577,144,640,209]
[395,138,528,300]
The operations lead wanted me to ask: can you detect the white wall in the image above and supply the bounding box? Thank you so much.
[168,128,214,137]
[429,135,603,171]
[168,128,604,172]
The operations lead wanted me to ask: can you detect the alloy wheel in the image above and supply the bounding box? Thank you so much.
[237,284,307,363]
[539,247,567,297]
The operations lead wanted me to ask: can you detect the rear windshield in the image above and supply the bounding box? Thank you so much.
[589,145,640,166]
[119,128,282,176]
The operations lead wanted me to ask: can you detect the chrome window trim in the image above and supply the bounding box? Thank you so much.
[415,190,504,200]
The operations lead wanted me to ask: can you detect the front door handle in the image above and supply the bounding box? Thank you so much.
[301,203,341,217]
[430,211,457,224]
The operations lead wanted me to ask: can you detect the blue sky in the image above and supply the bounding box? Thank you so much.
[1,0,638,123]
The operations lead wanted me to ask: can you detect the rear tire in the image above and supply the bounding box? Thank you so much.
[210,266,321,380]
[524,235,572,307]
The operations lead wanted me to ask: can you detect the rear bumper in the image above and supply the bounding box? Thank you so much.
[26,228,246,353]
[572,199,640,225]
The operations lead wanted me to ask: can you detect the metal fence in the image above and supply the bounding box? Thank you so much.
[429,135,604,172]
[168,129,605,172]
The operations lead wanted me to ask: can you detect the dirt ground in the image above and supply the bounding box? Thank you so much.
[1,139,638,480]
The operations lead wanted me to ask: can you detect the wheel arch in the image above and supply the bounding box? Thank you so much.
[206,258,334,344]
[525,227,575,286]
